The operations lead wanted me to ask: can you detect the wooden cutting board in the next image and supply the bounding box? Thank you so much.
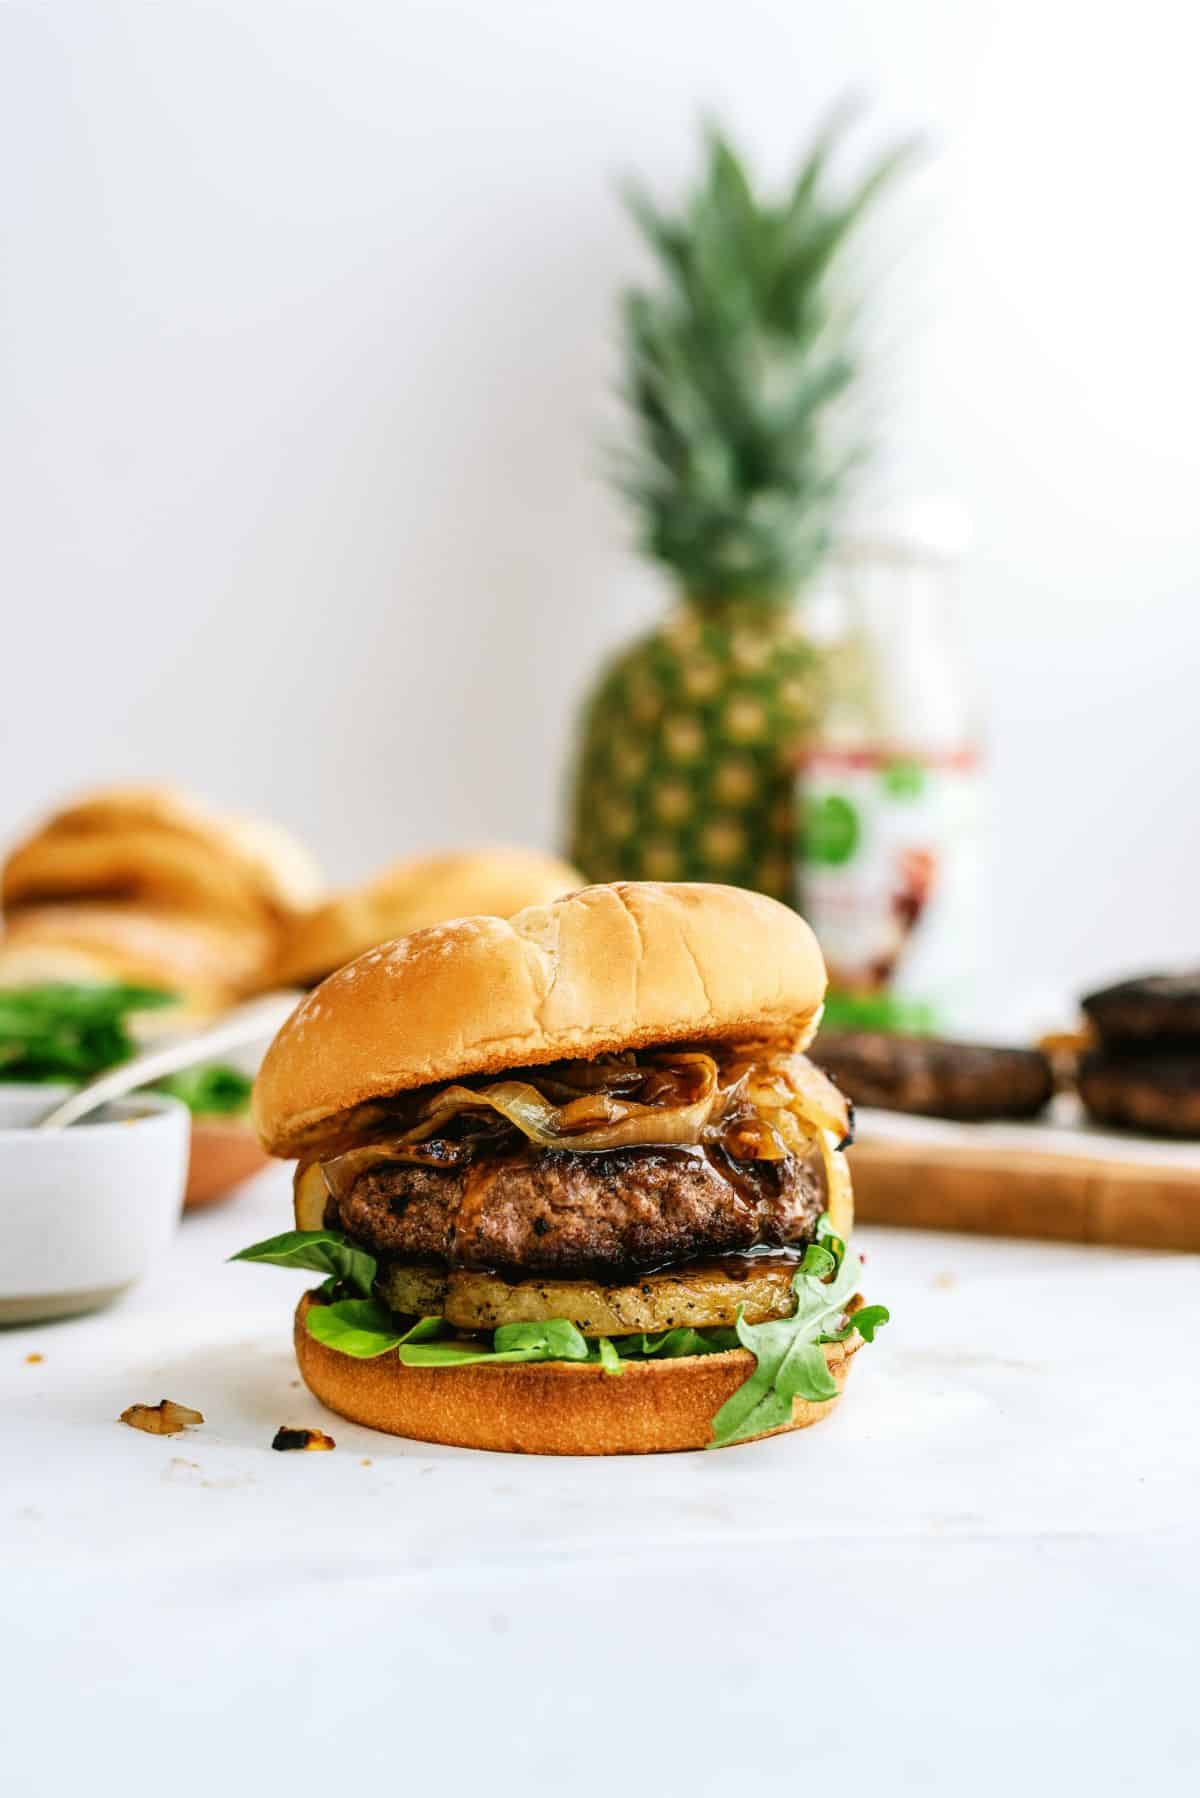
[848,1104,1200,1252]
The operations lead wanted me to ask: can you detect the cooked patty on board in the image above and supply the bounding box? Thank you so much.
[812,1031,1053,1122]
[1078,1048,1200,1138]
[1081,973,1200,1045]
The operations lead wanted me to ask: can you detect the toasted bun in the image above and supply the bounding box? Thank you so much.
[295,1291,861,1454]
[0,902,266,1011]
[254,881,828,1155]
[270,846,585,988]
[3,784,322,926]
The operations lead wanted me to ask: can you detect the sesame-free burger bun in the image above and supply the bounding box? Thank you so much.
[253,881,827,1156]
[269,846,585,988]
[0,902,267,1013]
[295,1290,861,1454]
[3,784,322,926]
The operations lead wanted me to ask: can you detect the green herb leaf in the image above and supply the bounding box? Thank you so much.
[845,1303,889,1343]
[493,1319,590,1358]
[229,1229,377,1300]
[707,1225,869,1449]
[154,1063,253,1117]
[399,1316,592,1370]
[305,1299,408,1357]
[596,1337,624,1377]
[0,982,176,1083]
[614,1326,740,1360]
[796,1241,837,1280]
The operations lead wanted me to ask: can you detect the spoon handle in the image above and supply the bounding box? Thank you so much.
[36,991,302,1129]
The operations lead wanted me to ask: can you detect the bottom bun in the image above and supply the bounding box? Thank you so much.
[295,1291,863,1455]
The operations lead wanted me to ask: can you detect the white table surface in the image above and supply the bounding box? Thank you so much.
[4,1163,1198,1796]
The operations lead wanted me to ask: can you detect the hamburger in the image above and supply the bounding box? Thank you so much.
[267,845,585,989]
[235,882,887,1453]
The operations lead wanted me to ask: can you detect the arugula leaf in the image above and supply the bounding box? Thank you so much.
[399,1317,592,1369]
[229,1229,377,1299]
[707,1229,881,1450]
[306,1302,443,1358]
[613,1325,740,1359]
[849,1304,890,1342]
[154,1063,253,1117]
[0,984,251,1119]
[822,1302,890,1344]
[0,982,175,1082]
[596,1337,624,1377]
[306,1299,408,1357]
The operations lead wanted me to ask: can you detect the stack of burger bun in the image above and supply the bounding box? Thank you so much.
[0,785,324,1018]
[268,846,584,990]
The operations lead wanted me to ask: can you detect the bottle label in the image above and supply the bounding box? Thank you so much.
[796,745,980,1016]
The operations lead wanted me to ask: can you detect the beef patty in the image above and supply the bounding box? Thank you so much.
[1078,1047,1200,1138]
[1081,973,1200,1045]
[333,1143,827,1276]
[813,1032,1053,1122]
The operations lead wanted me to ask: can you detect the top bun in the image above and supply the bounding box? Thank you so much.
[269,846,584,988]
[253,881,827,1156]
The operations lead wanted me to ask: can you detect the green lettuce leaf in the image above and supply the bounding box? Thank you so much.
[229,1228,377,1299]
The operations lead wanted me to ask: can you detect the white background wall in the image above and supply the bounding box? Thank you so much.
[2,0,1198,1015]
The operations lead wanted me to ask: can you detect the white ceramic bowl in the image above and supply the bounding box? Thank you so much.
[0,1086,190,1324]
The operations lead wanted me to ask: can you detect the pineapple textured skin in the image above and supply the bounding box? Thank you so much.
[569,604,823,903]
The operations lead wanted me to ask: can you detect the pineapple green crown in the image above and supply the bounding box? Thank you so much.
[618,110,913,607]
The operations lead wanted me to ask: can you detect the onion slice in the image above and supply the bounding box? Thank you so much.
[321,1043,852,1184]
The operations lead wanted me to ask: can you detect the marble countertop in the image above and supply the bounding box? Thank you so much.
[4,1165,1198,1796]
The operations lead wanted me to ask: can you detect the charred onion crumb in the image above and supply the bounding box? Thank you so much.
[271,1426,335,1452]
[120,1399,204,1436]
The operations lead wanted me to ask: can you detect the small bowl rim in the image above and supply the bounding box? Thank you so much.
[0,1083,188,1142]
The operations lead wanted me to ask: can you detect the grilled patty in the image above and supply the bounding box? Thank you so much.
[1081,973,1200,1045]
[813,1031,1053,1122]
[333,1143,827,1276]
[1078,1047,1200,1138]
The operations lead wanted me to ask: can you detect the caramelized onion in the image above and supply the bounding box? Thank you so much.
[321,1042,850,1189]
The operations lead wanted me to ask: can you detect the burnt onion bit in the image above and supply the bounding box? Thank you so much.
[271,1426,335,1452]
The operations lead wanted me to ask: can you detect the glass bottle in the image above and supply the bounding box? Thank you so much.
[796,500,981,1033]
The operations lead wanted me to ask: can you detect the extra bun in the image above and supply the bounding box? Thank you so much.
[3,784,322,928]
[270,846,585,988]
[254,881,827,1155]
[0,902,267,1014]
[295,1291,861,1454]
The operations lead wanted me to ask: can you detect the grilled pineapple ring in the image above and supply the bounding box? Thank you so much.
[375,1256,804,1337]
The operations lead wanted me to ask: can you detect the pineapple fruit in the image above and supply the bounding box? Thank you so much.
[569,116,910,904]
